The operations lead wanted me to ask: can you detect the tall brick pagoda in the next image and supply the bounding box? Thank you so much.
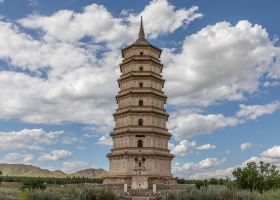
[103,17,176,190]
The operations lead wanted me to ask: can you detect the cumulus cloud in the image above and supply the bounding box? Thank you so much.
[1,153,34,164]
[173,157,226,176]
[0,129,63,151]
[38,149,72,161]
[237,101,280,120]
[163,20,280,106]
[128,0,202,39]
[180,145,280,179]
[169,113,239,140]
[97,136,113,146]
[19,0,201,45]
[196,144,216,151]
[168,100,279,140]
[62,160,88,173]
[0,70,117,124]
[189,166,235,179]
[240,143,253,151]
[0,2,279,142]
[243,145,280,169]
[199,157,226,169]
[170,140,215,156]
[0,0,201,129]
[261,146,280,159]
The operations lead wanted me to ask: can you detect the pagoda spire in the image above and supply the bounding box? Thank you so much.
[135,16,148,45]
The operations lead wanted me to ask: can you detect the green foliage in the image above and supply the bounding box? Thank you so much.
[168,187,280,200]
[26,188,119,200]
[0,175,102,185]
[176,177,227,185]
[195,179,208,190]
[209,178,219,185]
[19,178,46,192]
[232,161,280,193]
[175,177,187,184]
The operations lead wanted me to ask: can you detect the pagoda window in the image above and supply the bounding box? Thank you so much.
[138,119,143,126]
[140,66,143,71]
[138,140,143,148]
[139,100,143,106]
[140,52,143,56]
[139,82,143,88]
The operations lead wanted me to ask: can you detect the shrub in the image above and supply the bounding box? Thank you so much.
[232,161,280,193]
[19,178,46,192]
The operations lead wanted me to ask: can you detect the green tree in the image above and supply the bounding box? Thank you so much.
[232,161,280,193]
[20,178,47,192]
[209,178,219,185]
[195,180,208,190]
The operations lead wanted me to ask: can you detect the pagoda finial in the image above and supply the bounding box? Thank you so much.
[135,16,148,44]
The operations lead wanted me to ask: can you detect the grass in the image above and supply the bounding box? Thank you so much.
[166,186,280,200]
[0,183,124,200]
[1,182,280,200]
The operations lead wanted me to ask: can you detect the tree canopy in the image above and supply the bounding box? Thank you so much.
[232,161,280,193]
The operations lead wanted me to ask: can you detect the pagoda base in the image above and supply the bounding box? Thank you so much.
[103,175,177,190]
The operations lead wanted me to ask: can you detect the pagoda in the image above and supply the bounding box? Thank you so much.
[103,17,176,190]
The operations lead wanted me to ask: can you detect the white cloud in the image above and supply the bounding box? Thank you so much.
[1,153,33,164]
[263,81,280,88]
[97,136,113,146]
[261,146,280,159]
[199,157,226,169]
[240,143,253,151]
[0,70,116,124]
[19,0,201,45]
[243,145,280,169]
[170,140,216,156]
[62,136,77,144]
[196,144,216,151]
[184,145,280,179]
[173,157,225,174]
[0,1,201,128]
[38,149,72,161]
[128,0,202,39]
[237,101,280,120]
[163,20,280,106]
[169,113,239,140]
[0,129,63,151]
[0,2,279,170]
[170,140,196,156]
[168,100,278,140]
[0,21,95,75]
[189,166,235,179]
[268,52,280,79]
[62,160,88,173]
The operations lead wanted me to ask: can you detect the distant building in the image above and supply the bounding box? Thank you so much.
[103,17,176,190]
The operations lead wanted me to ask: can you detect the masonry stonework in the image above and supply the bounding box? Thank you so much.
[103,17,176,190]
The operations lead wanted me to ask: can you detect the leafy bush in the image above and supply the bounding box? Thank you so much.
[25,188,119,200]
[1,176,102,185]
[233,161,280,193]
[20,178,46,192]
[170,187,280,200]
[195,180,208,190]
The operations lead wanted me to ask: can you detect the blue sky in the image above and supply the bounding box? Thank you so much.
[0,0,280,178]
